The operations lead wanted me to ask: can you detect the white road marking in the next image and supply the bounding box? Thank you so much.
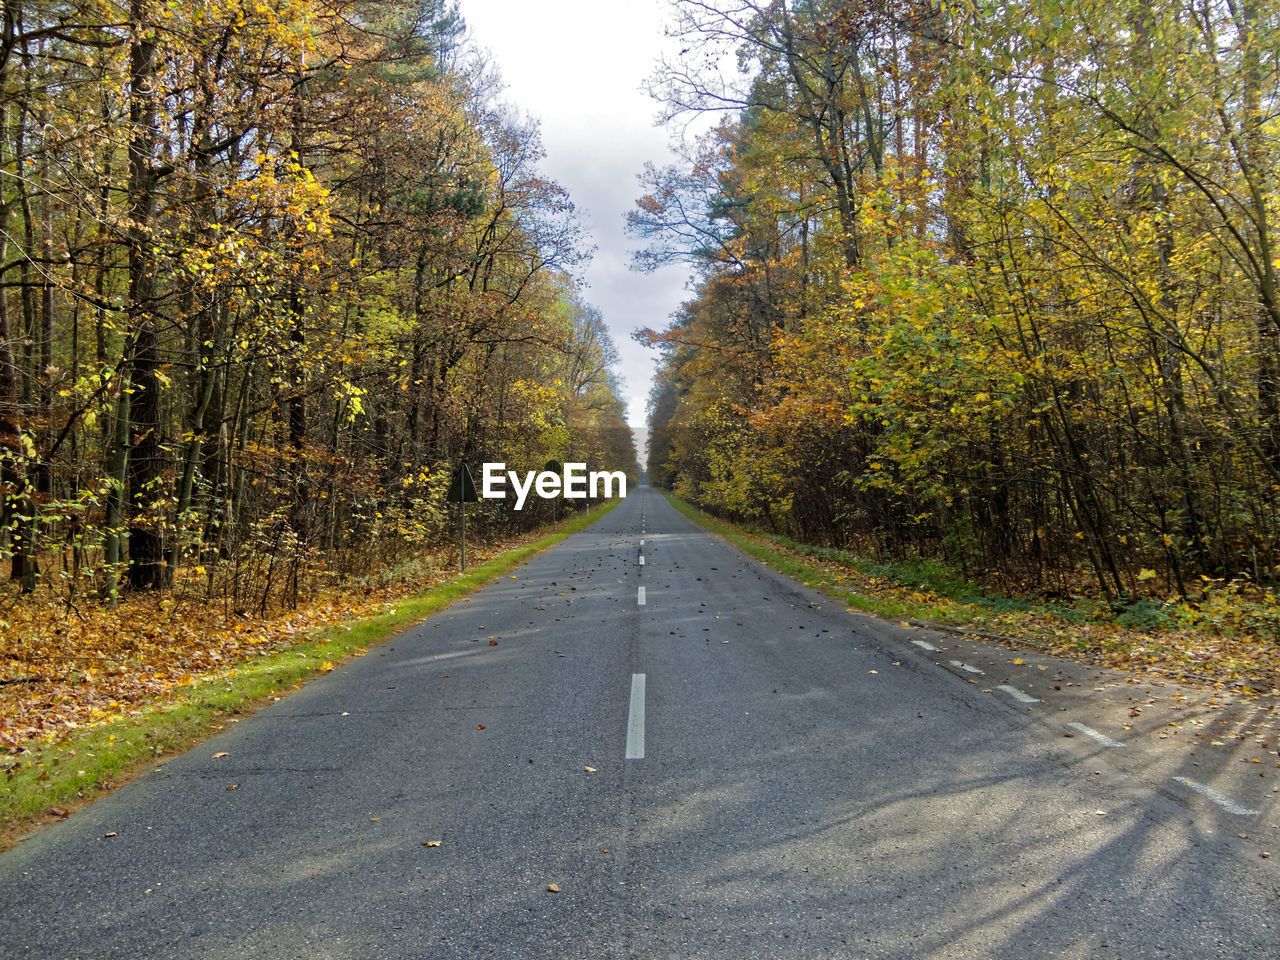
[637,586,646,606]
[1171,776,1259,816]
[640,539,645,546]
[950,660,984,674]
[996,684,1040,704]
[626,674,646,759]
[911,640,938,652]
[1066,722,1124,748]
[639,555,645,566]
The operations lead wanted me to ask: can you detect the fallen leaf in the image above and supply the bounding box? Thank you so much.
[226,784,239,791]
[370,817,379,821]
[489,640,498,646]
[104,831,117,837]
[547,883,560,893]
[584,766,596,773]
[1012,658,1024,665]
[476,724,485,730]
[212,752,229,759]
[423,840,442,847]
[868,670,878,675]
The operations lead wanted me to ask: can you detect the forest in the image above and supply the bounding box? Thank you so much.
[0,0,636,611]
[639,0,1280,603]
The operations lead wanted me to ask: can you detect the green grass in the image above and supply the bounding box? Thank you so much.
[1,500,617,847]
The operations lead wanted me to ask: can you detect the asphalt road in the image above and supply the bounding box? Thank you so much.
[1,487,1276,959]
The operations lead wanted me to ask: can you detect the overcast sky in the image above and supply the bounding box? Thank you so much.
[456,0,694,427]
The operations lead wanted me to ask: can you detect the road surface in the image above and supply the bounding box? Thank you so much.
[1,487,1276,958]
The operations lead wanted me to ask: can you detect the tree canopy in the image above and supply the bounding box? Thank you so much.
[639,0,1280,599]
[0,0,636,608]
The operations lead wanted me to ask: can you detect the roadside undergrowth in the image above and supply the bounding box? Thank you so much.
[666,494,1280,697]
[0,501,617,848]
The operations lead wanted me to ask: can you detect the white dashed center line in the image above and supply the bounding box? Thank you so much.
[995,684,1040,704]
[637,586,646,606]
[950,660,984,675]
[1066,722,1124,748]
[911,640,938,652]
[639,555,645,566]
[1171,777,1259,816]
[626,674,646,759]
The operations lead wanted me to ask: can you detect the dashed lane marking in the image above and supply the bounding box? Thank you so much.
[911,640,938,652]
[637,586,646,606]
[626,674,646,760]
[1066,722,1124,748]
[996,684,1040,704]
[1171,777,1259,816]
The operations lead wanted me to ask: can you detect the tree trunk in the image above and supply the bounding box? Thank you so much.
[124,0,168,591]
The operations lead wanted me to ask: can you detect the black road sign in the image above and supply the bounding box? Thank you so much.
[447,462,479,503]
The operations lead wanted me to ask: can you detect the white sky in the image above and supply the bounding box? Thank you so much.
[457,0,694,427]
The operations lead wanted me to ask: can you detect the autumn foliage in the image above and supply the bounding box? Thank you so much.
[0,0,636,612]
[638,0,1280,608]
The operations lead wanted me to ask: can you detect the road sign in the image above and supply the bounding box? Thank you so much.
[447,463,479,570]
[447,463,479,503]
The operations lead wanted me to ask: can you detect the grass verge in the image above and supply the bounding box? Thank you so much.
[1,501,617,849]
[664,493,1280,696]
